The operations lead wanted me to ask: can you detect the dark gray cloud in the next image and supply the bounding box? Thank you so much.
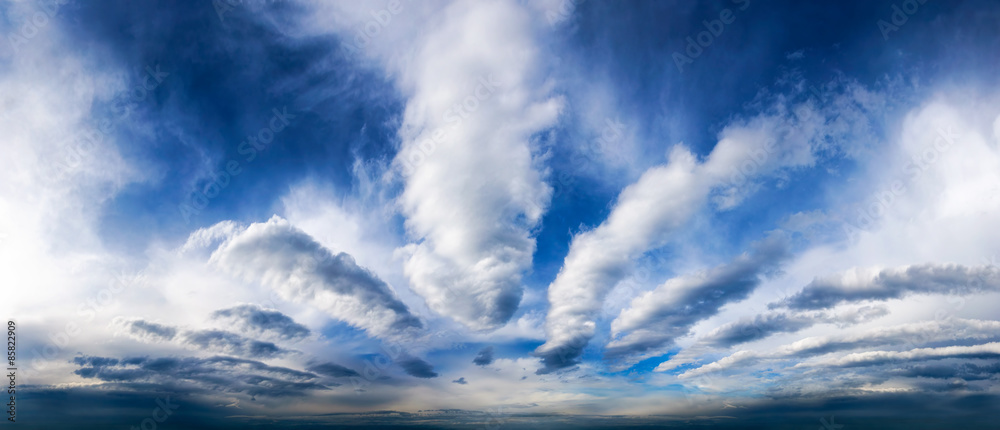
[181,329,289,359]
[72,355,327,398]
[212,304,311,340]
[473,346,494,366]
[307,362,360,378]
[894,361,1000,380]
[601,235,790,366]
[207,217,423,338]
[452,377,467,385]
[773,263,1000,310]
[703,313,816,347]
[397,356,438,378]
[118,319,177,341]
[815,342,1000,368]
[702,305,889,348]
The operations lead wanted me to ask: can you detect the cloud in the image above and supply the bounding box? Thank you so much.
[534,78,880,372]
[116,318,178,342]
[473,346,494,366]
[203,216,422,339]
[452,377,467,385]
[701,305,890,348]
[701,312,817,347]
[893,362,1000,380]
[180,329,289,359]
[397,356,438,379]
[600,235,790,367]
[72,355,327,397]
[115,317,291,359]
[806,342,1000,368]
[773,263,1000,310]
[677,318,1000,377]
[212,304,311,341]
[375,0,561,331]
[307,362,360,378]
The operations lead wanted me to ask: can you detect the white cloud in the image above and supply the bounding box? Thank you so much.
[205,216,423,339]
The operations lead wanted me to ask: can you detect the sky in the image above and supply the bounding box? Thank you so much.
[1,0,999,428]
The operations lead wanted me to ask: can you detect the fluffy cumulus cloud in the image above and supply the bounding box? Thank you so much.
[203,216,423,339]
[386,1,563,331]
[8,0,1000,427]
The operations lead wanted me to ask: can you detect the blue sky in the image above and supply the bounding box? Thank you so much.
[2,0,1000,428]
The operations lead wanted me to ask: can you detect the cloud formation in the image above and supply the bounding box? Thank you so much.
[203,216,422,339]
[603,235,790,366]
[307,362,360,378]
[773,263,1000,310]
[473,346,494,366]
[72,355,328,398]
[397,356,438,379]
[212,304,311,341]
[384,0,562,331]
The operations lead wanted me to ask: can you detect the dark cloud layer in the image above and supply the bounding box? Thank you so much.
[213,304,311,340]
[774,263,1000,310]
[397,356,438,378]
[181,329,289,359]
[72,355,327,398]
[307,362,360,378]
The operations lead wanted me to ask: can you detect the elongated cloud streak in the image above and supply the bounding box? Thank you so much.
[604,236,789,365]
[773,263,1000,310]
[205,216,422,339]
